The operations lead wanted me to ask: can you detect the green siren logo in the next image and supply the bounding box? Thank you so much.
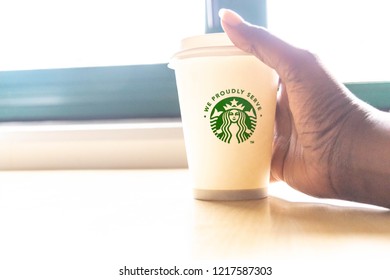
[210,97,257,144]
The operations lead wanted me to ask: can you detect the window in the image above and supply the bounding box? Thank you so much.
[1,0,388,124]
[0,0,271,122]
[267,0,390,110]
[0,0,205,70]
[268,0,390,83]
[0,0,205,122]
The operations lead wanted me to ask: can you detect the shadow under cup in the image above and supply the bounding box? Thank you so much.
[170,33,278,201]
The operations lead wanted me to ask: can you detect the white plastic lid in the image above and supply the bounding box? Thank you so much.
[169,33,250,67]
[180,32,234,50]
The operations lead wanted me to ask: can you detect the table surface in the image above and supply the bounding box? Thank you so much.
[0,169,389,279]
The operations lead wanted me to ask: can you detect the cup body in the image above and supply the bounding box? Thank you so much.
[170,33,278,200]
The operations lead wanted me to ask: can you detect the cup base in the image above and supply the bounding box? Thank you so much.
[193,188,267,201]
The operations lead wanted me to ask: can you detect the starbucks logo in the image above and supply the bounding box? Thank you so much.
[210,97,257,144]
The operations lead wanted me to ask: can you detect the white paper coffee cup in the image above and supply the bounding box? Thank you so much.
[170,33,278,200]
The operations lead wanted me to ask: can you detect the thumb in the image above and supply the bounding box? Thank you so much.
[219,9,306,81]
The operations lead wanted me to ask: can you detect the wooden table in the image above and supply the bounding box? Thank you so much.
[0,169,389,279]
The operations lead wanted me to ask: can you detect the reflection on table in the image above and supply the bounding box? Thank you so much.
[0,169,389,279]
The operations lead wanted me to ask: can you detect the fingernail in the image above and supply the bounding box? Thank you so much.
[218,8,244,27]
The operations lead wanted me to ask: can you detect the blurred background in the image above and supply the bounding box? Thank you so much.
[0,0,389,169]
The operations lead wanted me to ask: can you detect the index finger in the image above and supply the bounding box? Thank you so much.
[219,9,310,81]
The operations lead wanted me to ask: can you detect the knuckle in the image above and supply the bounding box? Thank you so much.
[283,48,322,81]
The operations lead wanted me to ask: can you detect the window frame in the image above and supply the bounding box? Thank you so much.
[1,0,388,124]
[0,64,180,122]
[0,0,271,123]
[1,67,389,124]
[345,82,390,111]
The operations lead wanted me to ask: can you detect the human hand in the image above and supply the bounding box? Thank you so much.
[220,9,390,207]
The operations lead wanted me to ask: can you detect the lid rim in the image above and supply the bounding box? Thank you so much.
[169,33,253,69]
[180,32,233,50]
[172,45,251,60]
